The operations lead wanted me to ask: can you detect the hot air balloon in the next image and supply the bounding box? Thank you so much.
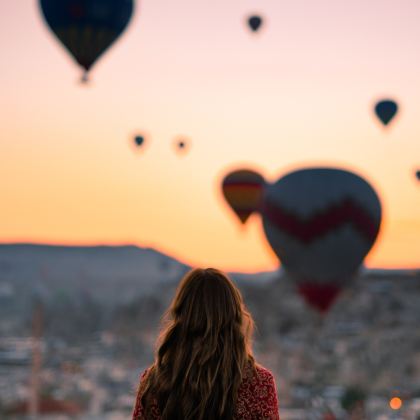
[374,99,398,127]
[39,0,134,82]
[247,15,263,32]
[222,169,265,225]
[134,135,144,147]
[262,168,382,313]
[174,138,190,154]
[415,170,420,181]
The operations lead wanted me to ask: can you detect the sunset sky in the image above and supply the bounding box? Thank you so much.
[1,0,419,272]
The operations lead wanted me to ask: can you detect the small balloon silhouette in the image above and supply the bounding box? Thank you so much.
[374,99,398,126]
[134,135,144,147]
[174,138,190,154]
[415,170,420,181]
[247,15,263,32]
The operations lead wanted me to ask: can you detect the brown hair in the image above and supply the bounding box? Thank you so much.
[140,268,255,419]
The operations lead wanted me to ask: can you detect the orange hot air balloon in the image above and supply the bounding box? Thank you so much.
[222,169,265,225]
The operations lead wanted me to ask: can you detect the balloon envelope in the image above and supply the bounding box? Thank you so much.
[374,99,398,126]
[262,168,382,313]
[134,135,144,147]
[416,170,420,181]
[39,0,134,79]
[174,139,190,154]
[222,169,265,224]
[247,15,263,32]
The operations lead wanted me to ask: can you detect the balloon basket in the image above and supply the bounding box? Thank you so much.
[80,72,89,84]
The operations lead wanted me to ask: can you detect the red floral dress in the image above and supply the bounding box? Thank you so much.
[132,364,280,419]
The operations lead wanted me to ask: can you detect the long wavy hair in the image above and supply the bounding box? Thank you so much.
[139,268,255,420]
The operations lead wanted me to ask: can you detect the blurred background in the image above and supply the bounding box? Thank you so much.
[1,0,419,418]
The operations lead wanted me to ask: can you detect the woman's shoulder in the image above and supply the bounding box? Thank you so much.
[133,366,159,420]
[237,363,279,419]
[242,362,275,383]
[239,362,278,395]
[254,364,275,380]
[137,366,153,389]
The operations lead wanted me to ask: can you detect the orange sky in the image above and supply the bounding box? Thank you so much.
[1,0,419,272]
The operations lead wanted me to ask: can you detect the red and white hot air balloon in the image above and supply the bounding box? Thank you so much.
[262,167,382,313]
[222,169,266,225]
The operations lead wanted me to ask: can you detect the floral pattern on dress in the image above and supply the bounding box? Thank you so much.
[132,365,280,419]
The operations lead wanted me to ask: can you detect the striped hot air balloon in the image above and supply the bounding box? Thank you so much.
[39,0,134,82]
[262,167,382,313]
[222,169,265,225]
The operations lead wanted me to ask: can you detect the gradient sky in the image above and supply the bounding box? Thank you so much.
[1,0,419,272]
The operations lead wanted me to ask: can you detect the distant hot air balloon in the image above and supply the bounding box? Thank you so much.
[415,170,420,181]
[134,135,144,147]
[374,99,398,127]
[222,169,265,225]
[39,0,134,82]
[247,15,263,32]
[174,138,190,154]
[262,168,382,313]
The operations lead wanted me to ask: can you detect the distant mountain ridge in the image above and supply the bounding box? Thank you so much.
[0,243,417,308]
[0,243,189,307]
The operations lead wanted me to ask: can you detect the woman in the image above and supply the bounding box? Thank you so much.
[132,268,279,419]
